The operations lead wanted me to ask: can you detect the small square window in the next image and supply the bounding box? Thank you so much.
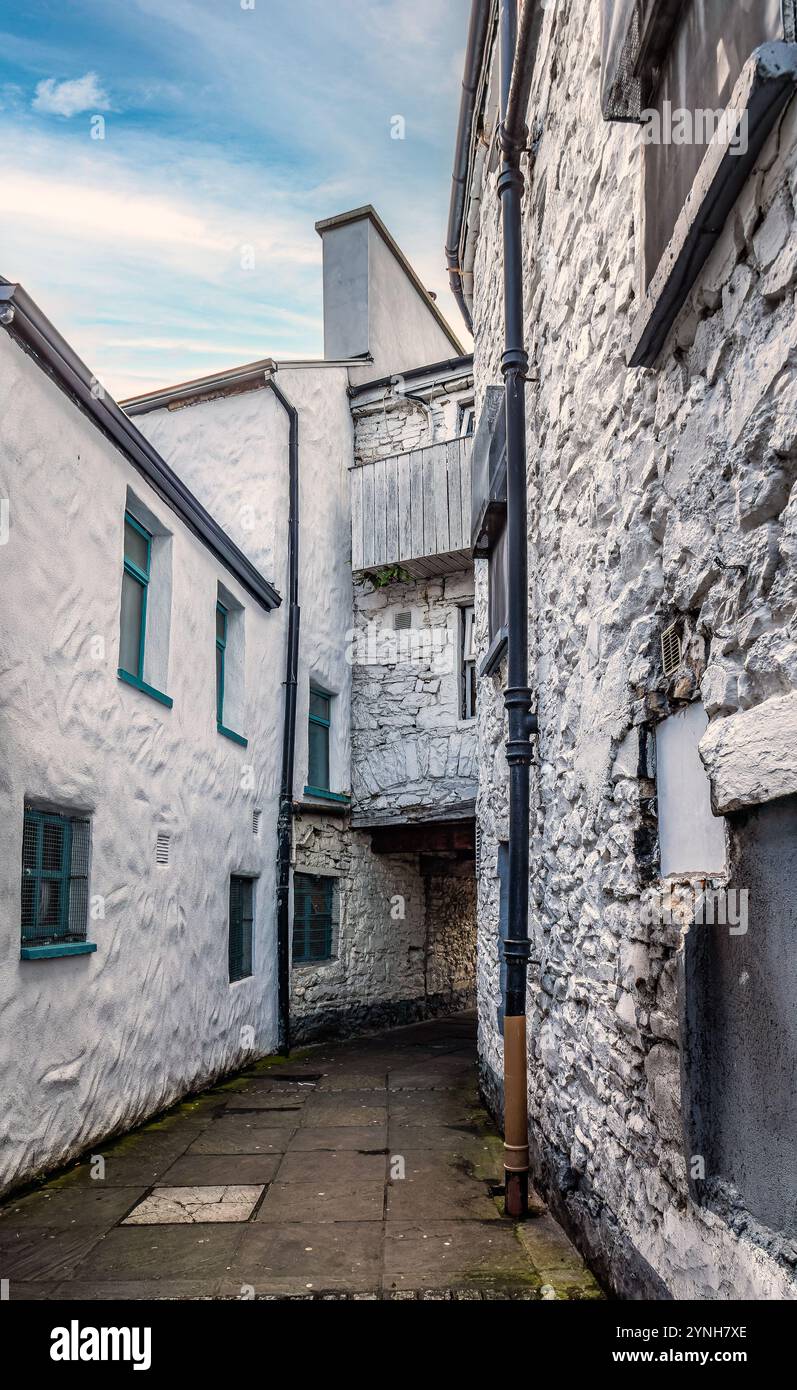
[229,875,254,982]
[21,808,90,946]
[293,873,337,964]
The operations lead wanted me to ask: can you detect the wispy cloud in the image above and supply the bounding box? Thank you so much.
[32,71,110,116]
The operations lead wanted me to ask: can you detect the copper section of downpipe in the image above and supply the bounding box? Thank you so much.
[503,1013,530,1217]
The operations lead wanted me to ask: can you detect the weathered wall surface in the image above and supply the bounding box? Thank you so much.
[353,380,472,465]
[471,1,797,1299]
[290,811,476,1041]
[0,333,283,1196]
[351,571,477,819]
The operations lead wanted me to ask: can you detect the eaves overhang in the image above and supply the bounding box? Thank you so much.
[0,281,281,613]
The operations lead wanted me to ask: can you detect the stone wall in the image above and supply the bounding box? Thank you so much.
[290,810,476,1042]
[351,570,477,819]
[352,379,472,465]
[469,0,797,1299]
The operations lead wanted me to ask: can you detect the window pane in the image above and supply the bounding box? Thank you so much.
[216,644,224,722]
[124,517,150,573]
[39,878,62,928]
[229,875,253,981]
[216,605,227,643]
[309,689,329,721]
[120,570,144,676]
[308,719,330,789]
[41,820,65,874]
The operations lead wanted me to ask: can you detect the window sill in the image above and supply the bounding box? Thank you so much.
[629,42,797,368]
[118,669,173,708]
[303,786,351,805]
[21,941,97,960]
[480,627,508,678]
[218,723,248,748]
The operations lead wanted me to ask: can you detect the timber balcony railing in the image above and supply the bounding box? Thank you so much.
[351,435,473,579]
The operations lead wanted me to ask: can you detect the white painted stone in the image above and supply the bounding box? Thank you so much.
[699,691,797,813]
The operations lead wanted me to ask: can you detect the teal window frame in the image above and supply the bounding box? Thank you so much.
[21,808,93,953]
[215,600,248,746]
[216,601,227,725]
[120,511,151,681]
[292,872,336,963]
[307,684,332,793]
[229,874,254,982]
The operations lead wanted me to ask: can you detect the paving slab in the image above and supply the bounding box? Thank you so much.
[0,1184,146,1229]
[383,1220,538,1294]
[287,1124,388,1151]
[159,1153,282,1186]
[123,1185,264,1225]
[226,1221,383,1293]
[69,1223,244,1280]
[186,1121,297,1155]
[256,1180,384,1223]
[275,1149,387,1184]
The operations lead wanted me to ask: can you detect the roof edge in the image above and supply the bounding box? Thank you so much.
[0,283,281,613]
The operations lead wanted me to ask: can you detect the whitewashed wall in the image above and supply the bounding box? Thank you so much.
[0,332,283,1196]
[470,1,797,1300]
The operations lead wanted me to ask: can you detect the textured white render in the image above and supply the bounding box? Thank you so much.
[469,2,797,1299]
[133,367,356,800]
[0,331,283,1196]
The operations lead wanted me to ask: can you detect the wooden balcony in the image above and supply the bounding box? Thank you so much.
[351,436,473,578]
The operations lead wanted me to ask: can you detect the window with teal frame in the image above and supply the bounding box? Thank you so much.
[21,808,91,951]
[293,872,336,963]
[229,874,254,982]
[119,512,151,681]
[216,601,227,725]
[307,686,331,792]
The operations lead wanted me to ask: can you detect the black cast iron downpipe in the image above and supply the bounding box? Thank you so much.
[498,0,539,1220]
[268,375,300,1055]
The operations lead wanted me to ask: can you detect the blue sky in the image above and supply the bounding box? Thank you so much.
[0,0,471,396]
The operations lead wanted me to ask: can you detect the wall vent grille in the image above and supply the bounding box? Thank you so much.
[661,622,682,677]
[475,824,482,879]
[394,611,412,631]
[155,832,170,865]
[253,809,261,836]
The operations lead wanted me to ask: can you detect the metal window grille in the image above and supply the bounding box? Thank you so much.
[21,808,90,945]
[661,622,683,677]
[229,875,254,982]
[293,873,336,963]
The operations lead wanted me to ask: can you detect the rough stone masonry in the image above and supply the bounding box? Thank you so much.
[469,1,797,1299]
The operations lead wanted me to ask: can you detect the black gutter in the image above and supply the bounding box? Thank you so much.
[347,353,474,399]
[497,0,541,1221]
[446,0,493,334]
[0,282,280,613]
[267,376,300,1055]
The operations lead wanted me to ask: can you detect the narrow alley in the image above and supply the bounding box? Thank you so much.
[0,1016,599,1301]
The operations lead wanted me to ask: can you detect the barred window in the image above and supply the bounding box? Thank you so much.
[21,808,90,946]
[293,873,337,964]
[229,875,254,983]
